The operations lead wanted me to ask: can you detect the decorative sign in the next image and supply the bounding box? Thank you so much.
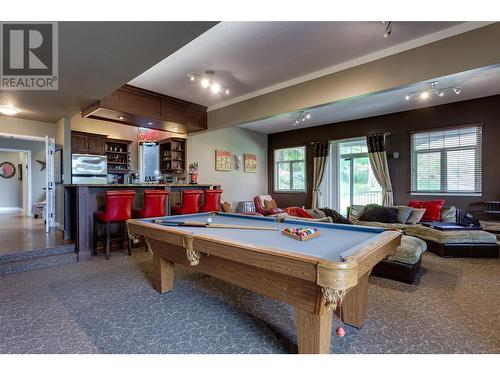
[244,153,257,173]
[0,161,16,178]
[138,128,161,142]
[234,155,242,170]
[215,149,232,171]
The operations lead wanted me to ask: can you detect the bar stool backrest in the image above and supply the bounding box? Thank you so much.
[143,190,168,217]
[105,190,136,222]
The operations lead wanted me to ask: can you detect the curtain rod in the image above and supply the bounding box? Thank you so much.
[309,132,391,145]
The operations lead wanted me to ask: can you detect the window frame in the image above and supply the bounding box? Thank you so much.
[410,124,482,196]
[273,145,307,193]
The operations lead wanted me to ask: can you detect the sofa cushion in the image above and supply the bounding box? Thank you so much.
[405,225,497,244]
[440,206,457,222]
[349,205,366,220]
[351,219,409,230]
[257,195,272,208]
[359,204,398,223]
[386,235,427,265]
[408,200,445,221]
[285,207,314,219]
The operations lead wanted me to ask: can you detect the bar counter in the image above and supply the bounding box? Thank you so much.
[64,183,219,260]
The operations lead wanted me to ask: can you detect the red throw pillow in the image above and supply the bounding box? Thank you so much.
[285,207,315,219]
[408,200,445,221]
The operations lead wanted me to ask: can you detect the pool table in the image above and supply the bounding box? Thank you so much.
[127,212,401,354]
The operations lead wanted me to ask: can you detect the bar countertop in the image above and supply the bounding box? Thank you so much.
[64,183,217,187]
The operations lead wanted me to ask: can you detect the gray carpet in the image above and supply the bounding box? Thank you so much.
[0,250,499,354]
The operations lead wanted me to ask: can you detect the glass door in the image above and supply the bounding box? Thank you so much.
[338,139,382,215]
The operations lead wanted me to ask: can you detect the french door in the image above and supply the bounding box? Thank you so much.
[45,136,55,232]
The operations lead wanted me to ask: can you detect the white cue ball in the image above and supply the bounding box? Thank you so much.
[206,217,212,224]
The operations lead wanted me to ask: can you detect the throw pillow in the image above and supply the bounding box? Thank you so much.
[359,204,398,223]
[349,205,366,221]
[285,207,315,219]
[221,201,234,213]
[319,208,352,224]
[406,208,426,225]
[440,206,457,222]
[393,205,413,224]
[264,199,278,210]
[306,208,327,219]
[408,200,445,221]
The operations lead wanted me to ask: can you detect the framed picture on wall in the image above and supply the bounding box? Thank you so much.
[244,153,257,173]
[54,148,63,184]
[215,149,232,171]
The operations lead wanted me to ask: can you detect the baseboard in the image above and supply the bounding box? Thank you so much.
[0,207,22,213]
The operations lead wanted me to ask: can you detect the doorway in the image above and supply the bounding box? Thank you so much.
[0,132,64,259]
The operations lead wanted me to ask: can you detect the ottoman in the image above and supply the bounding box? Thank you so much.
[405,225,499,258]
[372,235,427,284]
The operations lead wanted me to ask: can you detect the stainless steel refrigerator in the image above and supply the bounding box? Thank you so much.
[71,154,108,184]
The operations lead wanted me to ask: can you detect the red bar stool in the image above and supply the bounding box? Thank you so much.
[171,190,204,215]
[133,190,169,218]
[94,190,136,259]
[201,189,223,212]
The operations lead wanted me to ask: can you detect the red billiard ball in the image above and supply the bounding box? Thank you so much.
[336,326,345,337]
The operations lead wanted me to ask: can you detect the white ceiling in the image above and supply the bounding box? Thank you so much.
[129,21,469,109]
[238,65,500,134]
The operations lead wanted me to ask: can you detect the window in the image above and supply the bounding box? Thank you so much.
[274,146,306,192]
[411,125,482,195]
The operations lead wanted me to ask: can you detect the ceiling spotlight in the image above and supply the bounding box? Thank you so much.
[438,91,444,97]
[210,82,221,94]
[118,115,125,120]
[420,91,430,100]
[382,21,392,38]
[187,71,196,81]
[292,111,311,127]
[225,88,230,95]
[453,87,461,95]
[147,122,153,126]
[200,78,210,88]
[405,94,411,100]
[0,106,18,115]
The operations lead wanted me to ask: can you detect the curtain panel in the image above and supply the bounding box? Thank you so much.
[367,133,393,206]
[311,141,329,209]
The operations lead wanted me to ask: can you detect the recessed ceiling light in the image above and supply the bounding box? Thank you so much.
[0,106,19,115]
[118,115,125,120]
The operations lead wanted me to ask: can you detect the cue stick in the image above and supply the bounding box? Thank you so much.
[153,220,279,231]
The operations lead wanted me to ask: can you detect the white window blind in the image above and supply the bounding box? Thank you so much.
[410,125,482,195]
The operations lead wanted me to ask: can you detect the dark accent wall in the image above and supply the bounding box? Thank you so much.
[268,94,500,211]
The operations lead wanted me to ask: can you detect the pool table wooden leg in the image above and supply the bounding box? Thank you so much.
[153,252,174,293]
[340,272,369,328]
[295,307,333,354]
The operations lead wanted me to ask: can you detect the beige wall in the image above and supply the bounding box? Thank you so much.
[0,115,57,139]
[187,127,268,206]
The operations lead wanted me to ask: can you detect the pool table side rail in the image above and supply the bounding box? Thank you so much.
[127,219,401,291]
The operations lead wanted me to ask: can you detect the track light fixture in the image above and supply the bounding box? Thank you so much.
[187,70,230,96]
[292,111,311,126]
[382,21,392,38]
[405,81,462,101]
